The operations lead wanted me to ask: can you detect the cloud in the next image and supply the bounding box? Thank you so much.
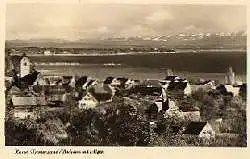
[145,10,174,23]
[183,25,201,33]
[6,4,246,40]
[96,26,111,33]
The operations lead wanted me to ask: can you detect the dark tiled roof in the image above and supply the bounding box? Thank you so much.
[104,76,114,84]
[10,54,29,73]
[89,85,112,102]
[117,77,129,83]
[75,76,88,87]
[167,81,187,91]
[165,76,178,81]
[183,122,207,135]
[10,55,22,72]
[86,80,95,87]
[21,71,39,85]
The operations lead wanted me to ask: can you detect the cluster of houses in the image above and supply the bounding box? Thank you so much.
[5,54,246,142]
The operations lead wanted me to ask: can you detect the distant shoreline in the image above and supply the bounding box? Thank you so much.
[10,49,246,57]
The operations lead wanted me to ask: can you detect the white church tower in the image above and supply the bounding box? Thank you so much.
[20,56,31,77]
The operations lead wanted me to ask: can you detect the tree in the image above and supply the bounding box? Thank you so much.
[5,117,43,146]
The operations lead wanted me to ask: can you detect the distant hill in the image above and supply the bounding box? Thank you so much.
[5,34,246,49]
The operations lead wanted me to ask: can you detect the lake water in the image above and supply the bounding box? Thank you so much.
[32,51,246,83]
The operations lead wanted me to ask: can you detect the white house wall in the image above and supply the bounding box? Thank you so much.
[20,57,31,78]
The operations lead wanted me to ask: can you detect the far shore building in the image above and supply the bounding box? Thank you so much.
[44,50,55,56]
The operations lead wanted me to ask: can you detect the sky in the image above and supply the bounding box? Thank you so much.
[6,3,246,40]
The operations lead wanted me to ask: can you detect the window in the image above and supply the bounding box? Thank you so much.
[24,62,27,66]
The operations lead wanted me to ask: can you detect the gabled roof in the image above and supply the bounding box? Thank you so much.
[86,79,95,87]
[20,71,39,86]
[88,85,113,102]
[183,122,207,135]
[62,76,72,80]
[117,77,129,83]
[75,76,88,87]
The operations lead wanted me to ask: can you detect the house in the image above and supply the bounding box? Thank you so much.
[78,93,98,109]
[46,76,63,85]
[167,80,192,97]
[33,85,69,95]
[154,88,169,112]
[190,80,216,92]
[12,108,39,119]
[82,79,98,91]
[111,78,122,87]
[103,76,114,85]
[69,76,76,88]
[116,77,129,89]
[33,73,49,85]
[75,76,88,89]
[125,79,140,89]
[109,77,139,89]
[88,84,114,103]
[62,92,74,107]
[135,79,163,96]
[33,85,70,104]
[183,122,215,139]
[155,99,170,112]
[12,96,47,107]
[44,50,52,55]
[11,96,47,119]
[20,55,31,77]
[12,70,39,90]
[62,76,73,86]
[225,85,240,96]
[8,86,24,96]
[10,54,33,78]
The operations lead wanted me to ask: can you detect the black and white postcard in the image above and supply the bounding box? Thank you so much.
[1,0,248,158]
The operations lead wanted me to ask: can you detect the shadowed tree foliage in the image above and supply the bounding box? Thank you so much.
[5,118,43,146]
[67,99,150,146]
